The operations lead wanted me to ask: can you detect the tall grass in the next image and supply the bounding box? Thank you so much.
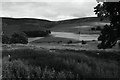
[2,59,75,80]
[2,48,120,79]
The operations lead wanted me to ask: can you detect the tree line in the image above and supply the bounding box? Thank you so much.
[2,30,51,44]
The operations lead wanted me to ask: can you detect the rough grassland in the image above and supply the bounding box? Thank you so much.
[2,47,120,80]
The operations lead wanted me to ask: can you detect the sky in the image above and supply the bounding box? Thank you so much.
[1,0,98,21]
[96,0,120,2]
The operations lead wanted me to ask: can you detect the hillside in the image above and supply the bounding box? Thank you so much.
[56,17,109,24]
[1,17,53,36]
[51,17,110,34]
[1,17,109,36]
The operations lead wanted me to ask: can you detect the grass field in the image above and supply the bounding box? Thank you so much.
[2,46,120,79]
[30,36,80,44]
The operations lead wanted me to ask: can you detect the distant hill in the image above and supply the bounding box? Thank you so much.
[50,17,110,33]
[1,17,53,36]
[1,17,109,36]
[56,17,109,24]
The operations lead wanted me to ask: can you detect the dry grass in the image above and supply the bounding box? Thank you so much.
[2,48,120,79]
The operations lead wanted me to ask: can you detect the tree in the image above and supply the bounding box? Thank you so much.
[94,2,120,49]
[23,30,51,37]
[10,32,28,44]
[2,32,28,44]
[2,34,10,44]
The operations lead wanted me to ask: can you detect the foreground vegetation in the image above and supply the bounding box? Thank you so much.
[2,48,120,79]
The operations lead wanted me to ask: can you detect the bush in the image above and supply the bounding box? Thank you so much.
[81,40,86,44]
[10,32,28,44]
[67,40,72,44]
[2,34,10,44]
[91,27,96,31]
[91,26,102,31]
[96,26,102,31]
[23,30,51,37]
[2,32,28,44]
[58,41,62,44]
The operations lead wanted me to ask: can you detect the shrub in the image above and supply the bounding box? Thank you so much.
[10,32,28,44]
[23,30,51,37]
[2,34,10,44]
[96,26,102,31]
[57,41,62,44]
[67,40,72,44]
[91,27,96,31]
[46,30,51,34]
[2,32,28,44]
[81,40,86,44]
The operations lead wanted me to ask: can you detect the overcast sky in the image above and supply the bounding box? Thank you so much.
[1,0,98,21]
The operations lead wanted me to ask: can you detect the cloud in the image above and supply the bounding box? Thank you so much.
[96,0,120,2]
[1,0,97,21]
[2,0,96,2]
